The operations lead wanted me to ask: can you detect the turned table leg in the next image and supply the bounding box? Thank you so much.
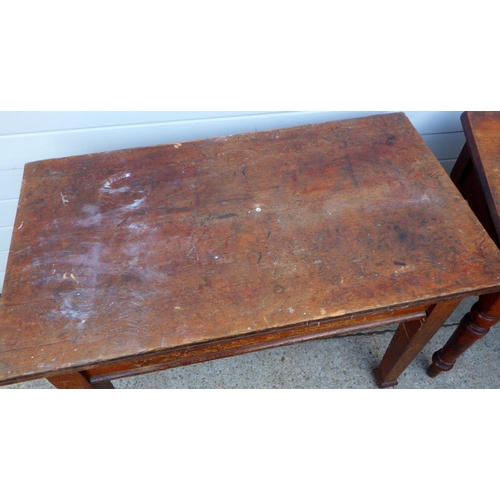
[373,299,461,388]
[47,371,115,389]
[427,292,500,377]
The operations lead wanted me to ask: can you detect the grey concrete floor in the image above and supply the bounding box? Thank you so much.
[3,296,500,389]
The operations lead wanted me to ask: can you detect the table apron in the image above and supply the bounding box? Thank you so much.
[85,305,428,384]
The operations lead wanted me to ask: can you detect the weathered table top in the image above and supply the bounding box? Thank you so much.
[2,112,500,385]
[461,111,500,240]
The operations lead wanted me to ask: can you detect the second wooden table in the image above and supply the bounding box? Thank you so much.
[428,111,500,378]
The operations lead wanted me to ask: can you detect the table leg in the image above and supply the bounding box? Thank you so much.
[47,371,115,389]
[373,299,461,388]
[449,143,471,188]
[427,292,500,377]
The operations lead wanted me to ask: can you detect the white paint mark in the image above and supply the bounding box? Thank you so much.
[17,221,24,229]
[255,206,262,212]
[61,192,69,205]
[103,172,131,189]
[123,197,146,211]
[128,222,149,231]
[107,186,131,194]
[287,307,294,313]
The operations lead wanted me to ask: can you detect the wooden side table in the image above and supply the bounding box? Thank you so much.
[2,113,500,389]
[428,112,500,378]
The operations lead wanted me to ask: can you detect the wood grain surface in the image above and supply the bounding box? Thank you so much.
[2,112,500,385]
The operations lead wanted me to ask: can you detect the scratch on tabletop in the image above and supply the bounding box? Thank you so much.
[186,245,199,261]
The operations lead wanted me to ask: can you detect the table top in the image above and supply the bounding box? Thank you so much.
[461,111,500,241]
[2,112,500,384]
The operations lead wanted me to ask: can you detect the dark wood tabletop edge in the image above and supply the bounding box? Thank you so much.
[21,113,409,174]
[461,111,500,240]
[1,306,422,387]
[3,283,500,387]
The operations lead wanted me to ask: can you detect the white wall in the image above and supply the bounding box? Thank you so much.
[0,111,465,293]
